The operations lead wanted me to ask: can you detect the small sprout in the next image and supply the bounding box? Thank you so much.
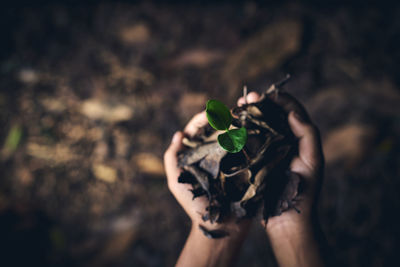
[218,127,247,153]
[206,100,232,131]
[206,100,247,153]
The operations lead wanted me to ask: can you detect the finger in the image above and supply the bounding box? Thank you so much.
[237,92,261,106]
[183,111,208,137]
[288,111,323,173]
[164,131,184,184]
[268,92,310,123]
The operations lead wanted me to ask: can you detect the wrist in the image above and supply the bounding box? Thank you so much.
[265,206,317,238]
[265,213,325,267]
[176,221,249,267]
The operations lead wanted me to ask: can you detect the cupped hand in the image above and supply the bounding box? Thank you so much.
[164,111,251,234]
[164,90,323,235]
[237,91,324,231]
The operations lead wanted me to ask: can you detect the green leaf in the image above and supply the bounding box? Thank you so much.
[3,124,22,152]
[206,100,232,131]
[217,127,247,153]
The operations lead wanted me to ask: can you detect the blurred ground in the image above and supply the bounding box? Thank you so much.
[1,1,400,266]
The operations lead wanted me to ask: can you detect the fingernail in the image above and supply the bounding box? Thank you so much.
[172,132,181,143]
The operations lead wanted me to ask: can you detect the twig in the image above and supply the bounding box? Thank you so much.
[243,85,248,104]
[223,166,250,177]
[242,146,251,164]
[247,114,279,136]
[266,74,291,94]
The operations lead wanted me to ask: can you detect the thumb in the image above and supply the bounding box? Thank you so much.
[288,112,323,173]
[164,131,184,180]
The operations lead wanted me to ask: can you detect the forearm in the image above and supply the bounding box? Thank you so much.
[176,222,248,267]
[266,217,325,267]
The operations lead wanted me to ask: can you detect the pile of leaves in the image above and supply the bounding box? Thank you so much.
[178,81,302,232]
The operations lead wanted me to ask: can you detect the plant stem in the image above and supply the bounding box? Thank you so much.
[242,147,251,164]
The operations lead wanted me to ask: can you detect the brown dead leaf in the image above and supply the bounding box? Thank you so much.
[240,166,267,204]
[40,97,67,113]
[26,143,79,163]
[92,164,117,183]
[179,142,221,167]
[119,23,150,44]
[80,99,133,123]
[323,124,376,165]
[18,68,39,84]
[170,49,224,68]
[133,153,165,176]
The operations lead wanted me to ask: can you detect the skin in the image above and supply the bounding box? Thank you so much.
[164,92,326,267]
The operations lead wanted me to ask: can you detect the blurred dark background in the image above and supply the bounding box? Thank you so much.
[1,0,400,266]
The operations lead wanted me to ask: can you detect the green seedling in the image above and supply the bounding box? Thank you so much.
[206,100,247,153]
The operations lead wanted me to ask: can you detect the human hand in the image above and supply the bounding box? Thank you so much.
[164,110,251,267]
[163,112,209,226]
[164,111,251,233]
[237,91,324,230]
[238,91,326,267]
